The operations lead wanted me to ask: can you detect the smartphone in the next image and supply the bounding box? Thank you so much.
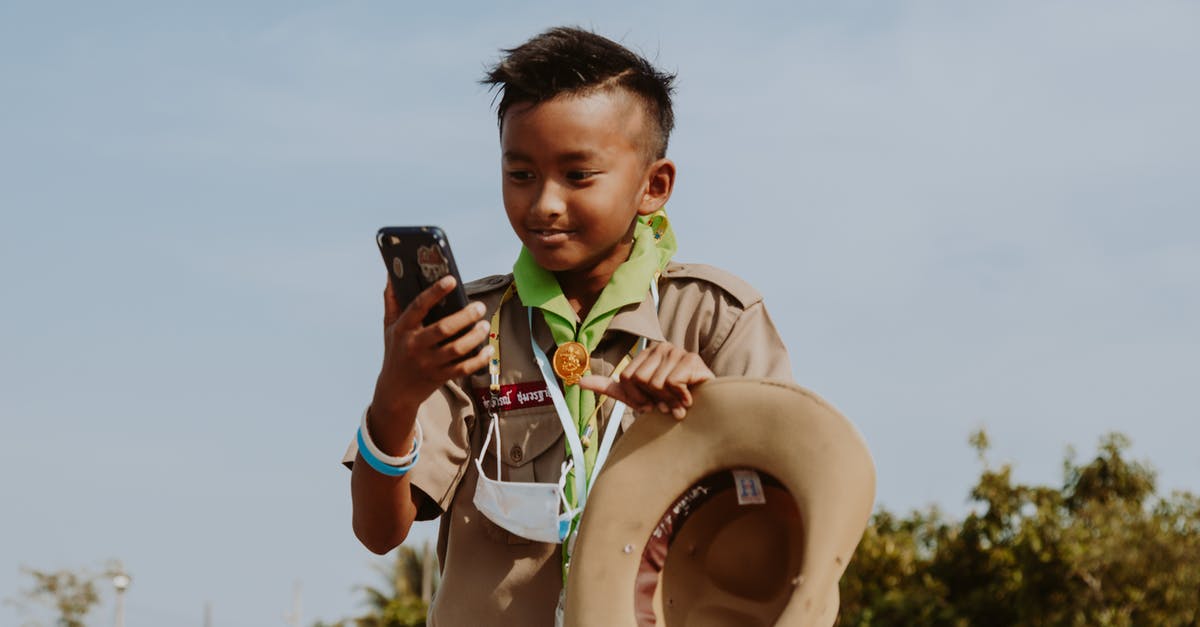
[376,226,471,327]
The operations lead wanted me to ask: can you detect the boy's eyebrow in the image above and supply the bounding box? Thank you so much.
[502,149,601,164]
[557,150,599,164]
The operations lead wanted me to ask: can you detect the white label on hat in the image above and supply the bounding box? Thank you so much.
[732,469,766,505]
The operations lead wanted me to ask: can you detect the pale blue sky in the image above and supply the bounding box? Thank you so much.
[2,2,1197,625]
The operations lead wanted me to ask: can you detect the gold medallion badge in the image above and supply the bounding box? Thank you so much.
[552,341,590,386]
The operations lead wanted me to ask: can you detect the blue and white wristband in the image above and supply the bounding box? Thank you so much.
[357,408,422,477]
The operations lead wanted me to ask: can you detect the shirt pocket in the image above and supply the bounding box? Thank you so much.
[488,406,566,484]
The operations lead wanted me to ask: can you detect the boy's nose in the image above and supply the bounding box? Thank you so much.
[530,183,567,217]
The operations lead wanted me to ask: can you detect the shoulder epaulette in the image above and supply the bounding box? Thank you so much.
[464,273,513,297]
[662,263,763,308]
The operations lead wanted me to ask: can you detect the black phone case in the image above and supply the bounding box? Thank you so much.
[377,226,470,327]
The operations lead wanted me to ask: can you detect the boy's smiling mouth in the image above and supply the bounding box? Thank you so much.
[530,228,574,244]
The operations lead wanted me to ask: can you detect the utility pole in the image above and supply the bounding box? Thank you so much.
[203,601,212,627]
[282,580,302,627]
[421,542,436,604]
[112,570,131,627]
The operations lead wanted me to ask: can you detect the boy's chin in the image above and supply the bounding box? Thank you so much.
[521,243,573,270]
[529,254,579,273]
[525,240,631,278]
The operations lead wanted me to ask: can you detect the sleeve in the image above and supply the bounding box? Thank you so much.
[704,298,794,382]
[658,263,794,383]
[341,381,476,519]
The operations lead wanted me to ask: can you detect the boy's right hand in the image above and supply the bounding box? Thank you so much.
[369,275,493,446]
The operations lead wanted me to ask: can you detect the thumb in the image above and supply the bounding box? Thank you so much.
[383,276,401,326]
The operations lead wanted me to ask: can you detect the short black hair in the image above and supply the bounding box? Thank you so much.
[482,27,677,159]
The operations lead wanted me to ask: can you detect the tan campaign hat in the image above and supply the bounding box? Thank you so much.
[563,378,875,627]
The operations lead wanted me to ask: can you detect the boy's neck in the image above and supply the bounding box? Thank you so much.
[555,239,634,319]
[556,267,612,320]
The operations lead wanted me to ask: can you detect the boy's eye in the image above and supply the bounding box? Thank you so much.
[506,170,534,182]
[566,170,597,182]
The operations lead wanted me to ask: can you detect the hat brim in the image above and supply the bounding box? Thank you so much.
[564,377,876,627]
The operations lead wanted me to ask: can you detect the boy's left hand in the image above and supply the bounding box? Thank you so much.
[577,342,714,420]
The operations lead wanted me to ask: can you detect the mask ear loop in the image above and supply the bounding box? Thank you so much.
[478,413,503,480]
[557,458,576,512]
[557,459,582,542]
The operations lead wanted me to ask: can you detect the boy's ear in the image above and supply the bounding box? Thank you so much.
[637,158,676,216]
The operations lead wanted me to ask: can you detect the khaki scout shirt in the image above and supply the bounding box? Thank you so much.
[344,262,793,626]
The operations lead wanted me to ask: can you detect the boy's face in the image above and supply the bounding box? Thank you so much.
[500,89,672,278]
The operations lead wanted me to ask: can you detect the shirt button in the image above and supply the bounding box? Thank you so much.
[509,445,524,463]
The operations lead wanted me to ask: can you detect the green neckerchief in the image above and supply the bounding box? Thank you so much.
[512,212,676,530]
[513,213,675,356]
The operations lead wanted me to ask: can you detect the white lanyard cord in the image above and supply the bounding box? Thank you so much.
[529,308,591,509]
[526,276,661,506]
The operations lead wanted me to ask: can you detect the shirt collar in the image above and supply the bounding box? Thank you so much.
[604,282,666,343]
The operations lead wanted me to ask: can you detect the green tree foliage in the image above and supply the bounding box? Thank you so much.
[7,560,125,627]
[839,432,1200,626]
[315,544,439,627]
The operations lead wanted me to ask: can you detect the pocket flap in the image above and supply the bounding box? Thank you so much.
[495,407,565,470]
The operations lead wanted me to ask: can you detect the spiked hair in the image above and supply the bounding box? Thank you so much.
[483,27,677,159]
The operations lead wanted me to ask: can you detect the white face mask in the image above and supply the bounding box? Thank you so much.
[472,417,580,544]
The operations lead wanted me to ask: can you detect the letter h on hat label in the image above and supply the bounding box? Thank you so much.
[732,469,767,505]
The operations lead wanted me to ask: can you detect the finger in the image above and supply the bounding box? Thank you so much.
[666,357,715,407]
[411,300,487,352]
[620,345,667,397]
[431,319,491,365]
[424,297,484,341]
[618,379,655,410]
[626,351,685,406]
[442,344,495,380]
[645,350,711,419]
[577,375,626,403]
[606,352,662,408]
[578,375,654,410]
[668,380,693,408]
[398,275,458,330]
[648,346,688,397]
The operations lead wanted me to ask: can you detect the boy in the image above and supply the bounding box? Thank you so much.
[345,27,792,625]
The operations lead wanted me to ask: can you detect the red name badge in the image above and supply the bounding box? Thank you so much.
[474,382,554,413]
